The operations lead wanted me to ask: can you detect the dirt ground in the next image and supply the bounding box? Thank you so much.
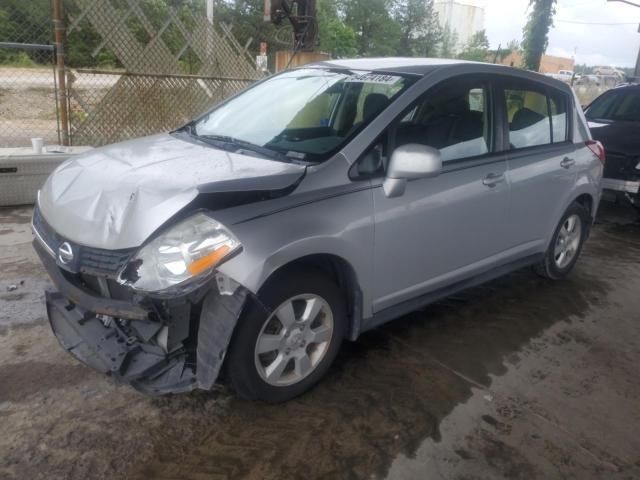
[0,68,60,148]
[0,67,119,148]
[0,202,639,480]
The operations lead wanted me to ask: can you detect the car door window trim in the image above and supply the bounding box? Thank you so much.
[506,141,575,162]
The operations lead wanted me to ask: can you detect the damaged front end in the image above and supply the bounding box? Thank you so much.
[33,207,257,395]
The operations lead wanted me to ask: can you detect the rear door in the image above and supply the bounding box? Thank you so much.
[500,79,577,253]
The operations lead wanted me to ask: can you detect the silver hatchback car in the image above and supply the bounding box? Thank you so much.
[33,59,604,402]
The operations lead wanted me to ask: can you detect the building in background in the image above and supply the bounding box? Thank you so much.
[538,54,575,74]
[499,50,575,74]
[434,0,486,53]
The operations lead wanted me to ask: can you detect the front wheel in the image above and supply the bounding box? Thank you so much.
[225,270,346,403]
[535,202,589,280]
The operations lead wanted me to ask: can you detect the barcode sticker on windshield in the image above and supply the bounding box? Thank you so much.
[287,151,306,160]
[346,73,401,85]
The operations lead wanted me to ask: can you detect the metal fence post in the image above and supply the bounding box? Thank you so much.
[52,0,70,146]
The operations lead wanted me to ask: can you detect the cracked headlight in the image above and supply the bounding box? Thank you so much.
[119,213,241,292]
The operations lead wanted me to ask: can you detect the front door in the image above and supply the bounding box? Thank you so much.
[368,76,512,313]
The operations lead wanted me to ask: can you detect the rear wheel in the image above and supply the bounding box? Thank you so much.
[535,203,589,279]
[226,270,346,403]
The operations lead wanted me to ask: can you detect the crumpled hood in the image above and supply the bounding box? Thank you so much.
[38,133,305,249]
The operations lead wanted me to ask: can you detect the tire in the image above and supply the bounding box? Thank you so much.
[535,202,590,280]
[225,269,346,403]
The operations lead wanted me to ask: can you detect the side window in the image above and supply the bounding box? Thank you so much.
[395,80,492,163]
[352,78,493,178]
[505,88,551,148]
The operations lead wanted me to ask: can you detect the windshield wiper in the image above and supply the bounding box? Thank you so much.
[196,134,289,162]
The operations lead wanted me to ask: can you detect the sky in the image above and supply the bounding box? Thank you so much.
[483,0,640,67]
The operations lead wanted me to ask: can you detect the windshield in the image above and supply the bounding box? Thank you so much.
[192,68,417,162]
[586,89,640,122]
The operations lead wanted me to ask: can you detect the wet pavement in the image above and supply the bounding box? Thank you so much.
[0,203,639,479]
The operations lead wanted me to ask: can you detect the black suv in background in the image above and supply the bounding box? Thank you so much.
[586,84,640,215]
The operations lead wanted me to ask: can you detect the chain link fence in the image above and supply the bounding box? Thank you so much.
[0,1,61,148]
[63,0,261,146]
[67,69,254,145]
[573,75,622,107]
[1,0,260,148]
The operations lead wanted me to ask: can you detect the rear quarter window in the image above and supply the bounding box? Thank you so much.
[504,82,570,149]
[505,89,551,148]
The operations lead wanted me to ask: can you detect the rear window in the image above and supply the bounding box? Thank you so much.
[504,83,569,149]
[586,89,640,122]
[506,89,551,148]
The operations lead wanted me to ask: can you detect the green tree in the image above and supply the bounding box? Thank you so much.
[457,29,489,62]
[216,0,279,57]
[438,25,458,58]
[507,39,521,52]
[317,0,357,58]
[0,0,51,64]
[522,0,557,71]
[392,0,441,57]
[340,0,400,56]
[489,43,515,63]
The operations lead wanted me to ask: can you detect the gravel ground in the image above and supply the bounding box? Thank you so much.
[0,202,639,479]
[0,67,119,148]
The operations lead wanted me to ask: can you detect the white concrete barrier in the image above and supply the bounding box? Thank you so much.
[0,146,92,207]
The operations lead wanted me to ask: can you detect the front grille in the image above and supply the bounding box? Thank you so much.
[603,152,640,181]
[33,206,134,279]
[80,273,135,301]
[78,248,132,277]
[32,204,61,254]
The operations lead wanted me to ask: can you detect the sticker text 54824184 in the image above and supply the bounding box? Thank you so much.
[346,73,402,85]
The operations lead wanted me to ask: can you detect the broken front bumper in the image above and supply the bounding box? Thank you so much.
[36,240,251,395]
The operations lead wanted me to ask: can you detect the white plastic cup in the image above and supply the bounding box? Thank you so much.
[31,138,44,154]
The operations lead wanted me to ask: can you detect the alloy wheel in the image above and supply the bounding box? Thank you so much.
[254,294,334,387]
[554,214,582,269]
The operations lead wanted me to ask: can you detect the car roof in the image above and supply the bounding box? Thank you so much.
[306,57,498,75]
[303,57,569,87]
[308,57,475,74]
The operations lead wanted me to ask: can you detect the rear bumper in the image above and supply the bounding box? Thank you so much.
[602,178,640,195]
[35,240,252,395]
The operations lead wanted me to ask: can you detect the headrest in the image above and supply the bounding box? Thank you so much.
[363,93,390,121]
[511,108,545,131]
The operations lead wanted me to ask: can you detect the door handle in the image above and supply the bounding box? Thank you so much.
[561,157,576,169]
[482,173,505,187]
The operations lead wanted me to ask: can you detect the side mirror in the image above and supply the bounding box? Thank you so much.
[383,144,442,198]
